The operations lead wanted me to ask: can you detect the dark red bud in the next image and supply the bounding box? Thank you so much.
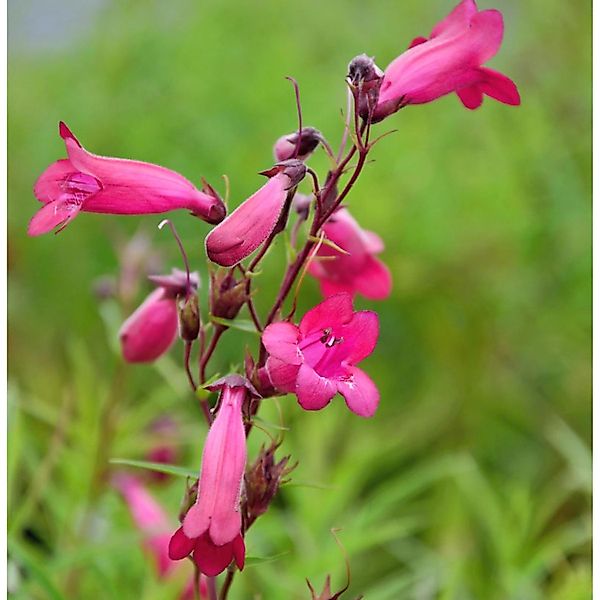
[273,127,323,162]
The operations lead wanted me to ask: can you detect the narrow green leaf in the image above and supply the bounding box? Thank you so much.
[110,458,197,479]
[209,316,260,334]
[245,552,289,567]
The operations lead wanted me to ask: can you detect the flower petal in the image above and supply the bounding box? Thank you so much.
[262,322,301,364]
[430,0,478,39]
[232,534,246,571]
[193,534,234,577]
[168,527,195,561]
[295,363,336,411]
[299,293,354,336]
[320,278,356,299]
[33,159,76,203]
[339,310,379,365]
[457,84,484,109]
[27,198,82,236]
[479,67,521,106]
[353,256,392,301]
[469,9,504,64]
[336,366,380,417]
[265,357,300,393]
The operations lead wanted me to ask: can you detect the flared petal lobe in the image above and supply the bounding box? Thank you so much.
[205,173,290,267]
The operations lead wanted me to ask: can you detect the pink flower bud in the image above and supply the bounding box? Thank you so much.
[373,0,520,121]
[273,127,322,162]
[119,269,199,363]
[205,161,306,267]
[28,122,226,236]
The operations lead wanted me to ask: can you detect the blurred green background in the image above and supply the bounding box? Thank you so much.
[8,0,591,598]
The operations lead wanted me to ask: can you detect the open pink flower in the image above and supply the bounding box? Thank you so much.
[114,474,206,598]
[263,294,380,417]
[374,0,520,120]
[169,376,259,576]
[28,122,226,236]
[119,269,198,363]
[205,161,306,267]
[308,208,391,300]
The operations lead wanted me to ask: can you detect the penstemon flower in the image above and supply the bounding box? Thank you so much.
[119,269,199,363]
[28,122,226,236]
[372,0,520,120]
[263,294,380,417]
[114,474,207,598]
[307,207,392,300]
[205,160,306,267]
[169,376,258,576]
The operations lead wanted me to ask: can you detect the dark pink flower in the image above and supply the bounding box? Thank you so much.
[263,294,380,417]
[114,474,206,598]
[119,269,198,363]
[308,208,391,300]
[113,473,175,577]
[374,0,520,120]
[205,161,306,267]
[169,376,258,576]
[28,122,226,236]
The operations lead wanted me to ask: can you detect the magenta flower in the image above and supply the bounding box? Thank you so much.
[169,375,258,576]
[119,269,199,363]
[114,474,206,598]
[28,122,226,236]
[307,208,391,300]
[114,473,173,577]
[374,0,520,120]
[263,294,380,417]
[205,161,306,267]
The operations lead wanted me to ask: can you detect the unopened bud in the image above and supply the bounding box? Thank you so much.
[177,292,200,341]
[347,54,384,121]
[200,177,227,224]
[210,270,249,321]
[178,479,199,523]
[245,443,295,519]
[273,127,322,162]
[259,159,307,190]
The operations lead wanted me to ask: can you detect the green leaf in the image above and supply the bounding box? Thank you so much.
[245,552,289,567]
[109,458,197,479]
[252,415,290,431]
[209,316,260,334]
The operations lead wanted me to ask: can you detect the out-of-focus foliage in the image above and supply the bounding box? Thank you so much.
[8,0,591,598]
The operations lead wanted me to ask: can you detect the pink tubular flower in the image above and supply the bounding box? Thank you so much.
[263,293,380,417]
[114,473,174,577]
[114,474,207,598]
[169,375,259,576]
[119,269,199,363]
[374,0,520,120]
[28,122,226,236]
[307,208,391,300]
[205,160,306,267]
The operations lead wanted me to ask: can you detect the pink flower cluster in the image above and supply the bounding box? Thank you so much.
[29,0,519,589]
